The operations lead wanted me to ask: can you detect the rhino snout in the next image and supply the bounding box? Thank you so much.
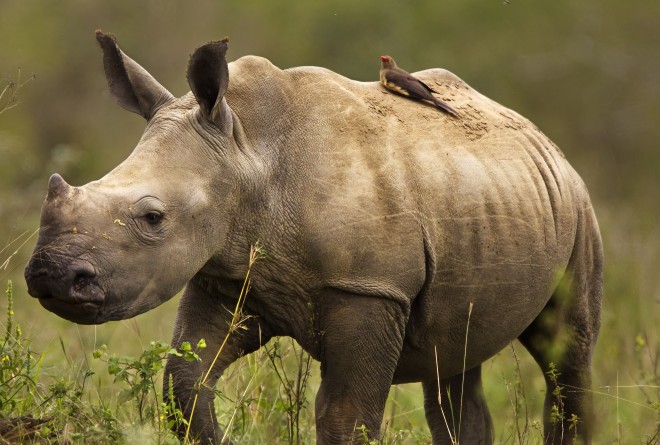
[25,258,105,324]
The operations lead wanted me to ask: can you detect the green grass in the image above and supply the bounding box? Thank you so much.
[1,208,659,444]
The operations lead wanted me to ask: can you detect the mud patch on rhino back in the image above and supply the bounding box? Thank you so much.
[420,73,538,142]
[363,90,406,125]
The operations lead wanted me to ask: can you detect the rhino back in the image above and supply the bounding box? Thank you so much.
[224,57,589,369]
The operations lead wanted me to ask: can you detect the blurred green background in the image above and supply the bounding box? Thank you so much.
[1,0,658,442]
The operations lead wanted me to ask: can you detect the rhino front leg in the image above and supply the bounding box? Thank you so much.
[315,291,408,444]
[164,280,270,445]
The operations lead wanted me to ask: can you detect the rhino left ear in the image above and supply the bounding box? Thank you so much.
[187,38,231,131]
[96,31,174,120]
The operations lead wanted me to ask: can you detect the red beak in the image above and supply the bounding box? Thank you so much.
[380,56,388,62]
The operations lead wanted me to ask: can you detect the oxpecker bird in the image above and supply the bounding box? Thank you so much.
[380,55,458,117]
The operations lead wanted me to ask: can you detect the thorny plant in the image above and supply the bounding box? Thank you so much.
[432,301,474,445]
[501,342,544,444]
[0,69,35,115]
[596,333,660,444]
[0,229,39,279]
[184,242,267,443]
[633,333,660,444]
[265,337,313,445]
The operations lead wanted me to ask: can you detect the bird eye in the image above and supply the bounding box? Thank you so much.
[144,211,163,225]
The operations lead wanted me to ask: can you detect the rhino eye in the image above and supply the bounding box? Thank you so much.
[144,211,163,225]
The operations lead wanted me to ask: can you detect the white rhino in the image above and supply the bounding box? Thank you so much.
[25,32,602,444]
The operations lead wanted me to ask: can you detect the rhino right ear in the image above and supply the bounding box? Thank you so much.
[96,30,174,120]
[187,38,231,131]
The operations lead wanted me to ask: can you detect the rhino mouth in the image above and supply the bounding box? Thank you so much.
[38,296,103,325]
[37,277,105,324]
[26,262,106,325]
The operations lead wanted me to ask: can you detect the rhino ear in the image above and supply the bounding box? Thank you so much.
[96,30,174,120]
[187,38,231,130]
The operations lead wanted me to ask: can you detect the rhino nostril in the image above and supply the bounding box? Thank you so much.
[71,265,97,293]
[72,274,92,293]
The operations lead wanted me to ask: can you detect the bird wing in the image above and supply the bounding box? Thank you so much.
[392,67,438,93]
[414,77,438,94]
[384,70,438,101]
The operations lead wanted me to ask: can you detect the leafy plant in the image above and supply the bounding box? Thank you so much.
[93,338,205,442]
[0,280,43,416]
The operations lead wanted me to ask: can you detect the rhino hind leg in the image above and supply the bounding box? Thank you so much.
[518,212,603,445]
[422,365,493,445]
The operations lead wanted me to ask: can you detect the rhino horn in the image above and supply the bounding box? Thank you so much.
[96,30,174,120]
[46,173,71,201]
[187,38,232,132]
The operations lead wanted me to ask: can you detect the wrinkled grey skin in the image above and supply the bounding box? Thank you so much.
[25,32,602,445]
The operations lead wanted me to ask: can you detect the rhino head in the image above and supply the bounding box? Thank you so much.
[25,32,243,324]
